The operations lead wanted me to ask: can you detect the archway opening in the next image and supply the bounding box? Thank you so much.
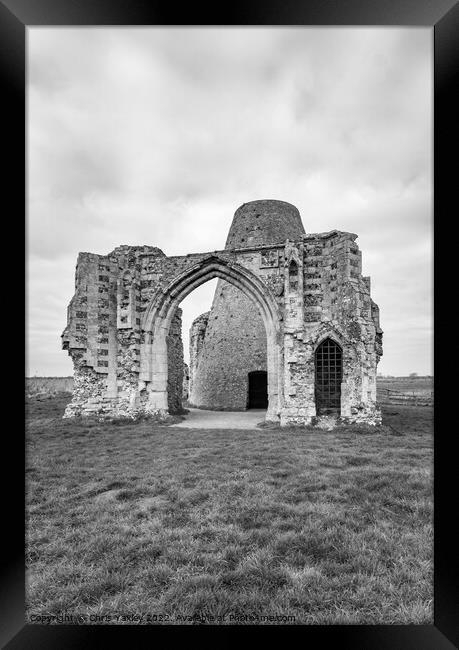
[315,338,342,416]
[182,278,267,412]
[178,279,217,408]
[141,257,281,422]
[247,371,268,409]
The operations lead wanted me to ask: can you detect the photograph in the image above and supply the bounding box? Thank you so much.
[25,25,433,626]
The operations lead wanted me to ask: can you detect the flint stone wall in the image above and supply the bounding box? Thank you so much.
[62,245,184,418]
[188,312,209,400]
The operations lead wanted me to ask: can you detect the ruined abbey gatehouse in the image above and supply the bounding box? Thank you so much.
[62,200,383,426]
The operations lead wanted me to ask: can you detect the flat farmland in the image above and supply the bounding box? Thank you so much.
[376,376,433,405]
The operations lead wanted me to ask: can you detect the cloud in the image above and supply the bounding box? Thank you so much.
[27,27,432,376]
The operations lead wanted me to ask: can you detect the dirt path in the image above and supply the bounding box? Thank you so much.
[172,408,267,429]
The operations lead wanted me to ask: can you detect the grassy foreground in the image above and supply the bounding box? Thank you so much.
[26,394,433,625]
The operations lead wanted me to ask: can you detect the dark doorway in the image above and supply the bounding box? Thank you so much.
[248,371,268,408]
[315,338,342,415]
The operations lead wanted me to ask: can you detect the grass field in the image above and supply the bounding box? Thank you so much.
[26,376,74,396]
[26,394,433,625]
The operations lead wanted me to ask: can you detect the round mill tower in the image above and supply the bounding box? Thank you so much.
[188,199,305,410]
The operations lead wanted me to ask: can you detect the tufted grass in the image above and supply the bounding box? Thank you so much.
[26,394,433,625]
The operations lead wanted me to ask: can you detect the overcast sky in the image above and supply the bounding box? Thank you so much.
[27,27,432,376]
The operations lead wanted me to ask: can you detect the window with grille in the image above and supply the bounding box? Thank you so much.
[315,338,342,415]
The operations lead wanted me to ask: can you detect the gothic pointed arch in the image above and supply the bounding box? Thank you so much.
[140,254,282,422]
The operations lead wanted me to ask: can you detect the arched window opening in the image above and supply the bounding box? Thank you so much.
[315,338,342,415]
[289,260,298,291]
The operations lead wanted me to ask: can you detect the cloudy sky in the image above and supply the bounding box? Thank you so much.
[27,27,432,377]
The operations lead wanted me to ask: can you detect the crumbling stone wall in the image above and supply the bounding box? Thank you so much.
[62,200,383,427]
[278,231,383,426]
[188,311,209,400]
[167,308,184,414]
[62,245,185,418]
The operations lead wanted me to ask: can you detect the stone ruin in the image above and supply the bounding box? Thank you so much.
[62,199,383,426]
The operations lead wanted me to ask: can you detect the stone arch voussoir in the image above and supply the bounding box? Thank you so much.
[312,324,355,353]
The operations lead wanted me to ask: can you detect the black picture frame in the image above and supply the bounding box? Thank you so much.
[4,0,458,647]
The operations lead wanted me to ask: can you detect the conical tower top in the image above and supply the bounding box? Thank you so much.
[225,199,305,249]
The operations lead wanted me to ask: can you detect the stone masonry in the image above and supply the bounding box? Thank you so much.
[62,200,383,426]
[188,311,209,401]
